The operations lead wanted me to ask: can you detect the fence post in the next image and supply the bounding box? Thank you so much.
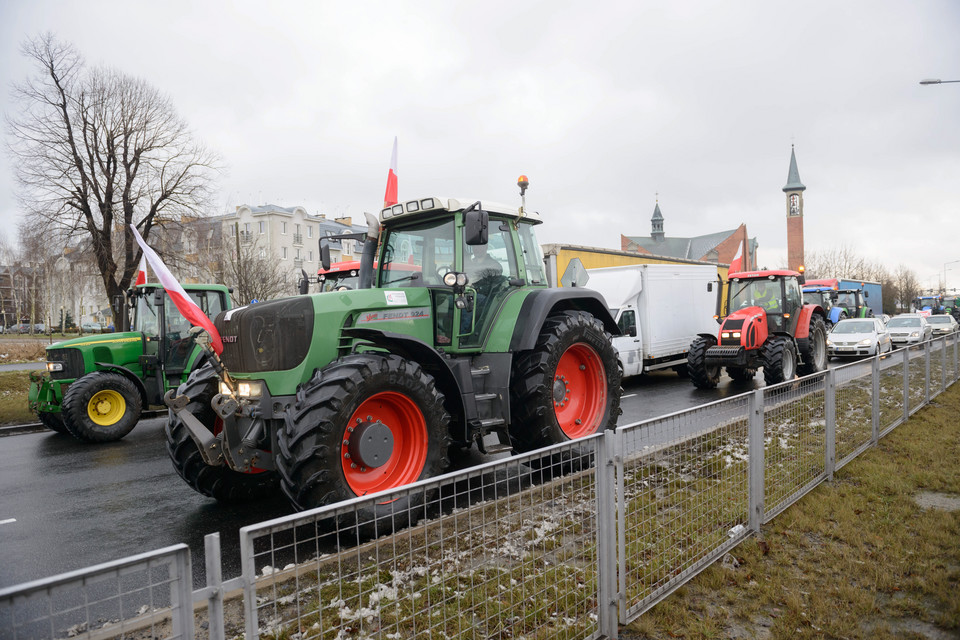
[924,340,931,404]
[942,337,948,394]
[871,355,880,445]
[748,388,765,533]
[902,347,910,422]
[596,430,620,637]
[955,336,959,383]
[240,529,259,640]
[824,368,836,481]
[171,547,195,640]
[205,533,225,640]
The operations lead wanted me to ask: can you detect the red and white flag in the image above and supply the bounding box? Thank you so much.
[729,239,744,274]
[129,225,224,355]
[383,136,398,208]
[135,254,148,286]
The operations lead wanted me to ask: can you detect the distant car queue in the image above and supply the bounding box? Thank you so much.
[827,311,957,361]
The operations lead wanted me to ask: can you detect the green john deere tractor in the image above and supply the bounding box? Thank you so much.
[29,283,232,443]
[165,178,623,524]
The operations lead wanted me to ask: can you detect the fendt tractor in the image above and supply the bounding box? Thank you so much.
[165,177,622,525]
[687,270,828,388]
[29,284,232,442]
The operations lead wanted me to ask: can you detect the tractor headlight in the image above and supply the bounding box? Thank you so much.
[46,362,63,372]
[220,380,264,398]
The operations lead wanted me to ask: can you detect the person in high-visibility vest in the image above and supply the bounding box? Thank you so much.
[753,281,781,313]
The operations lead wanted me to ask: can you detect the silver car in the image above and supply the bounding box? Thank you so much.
[925,314,959,336]
[886,314,933,346]
[827,318,892,358]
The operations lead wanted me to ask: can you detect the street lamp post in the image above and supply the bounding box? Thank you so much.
[944,260,960,291]
[920,79,960,85]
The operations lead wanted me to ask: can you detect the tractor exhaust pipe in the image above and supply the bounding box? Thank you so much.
[358,211,380,289]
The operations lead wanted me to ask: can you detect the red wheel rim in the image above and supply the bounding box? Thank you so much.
[553,343,607,439]
[342,391,428,496]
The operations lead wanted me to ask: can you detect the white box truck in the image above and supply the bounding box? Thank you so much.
[582,263,721,377]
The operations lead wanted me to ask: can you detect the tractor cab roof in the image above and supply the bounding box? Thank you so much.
[379,197,542,225]
[728,269,801,281]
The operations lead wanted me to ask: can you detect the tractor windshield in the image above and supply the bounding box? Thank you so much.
[379,218,454,287]
[133,289,226,337]
[836,292,858,310]
[730,279,782,313]
[319,271,359,291]
[803,291,824,306]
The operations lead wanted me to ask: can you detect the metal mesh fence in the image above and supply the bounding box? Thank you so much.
[833,360,874,468]
[616,396,751,620]
[907,345,928,414]
[0,545,193,640]
[762,373,827,521]
[929,339,945,398]
[239,440,602,640]
[879,348,907,435]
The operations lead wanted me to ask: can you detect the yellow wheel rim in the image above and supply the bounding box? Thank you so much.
[87,389,126,426]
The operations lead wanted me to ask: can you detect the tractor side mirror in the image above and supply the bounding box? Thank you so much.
[111,295,124,317]
[298,276,310,295]
[863,290,869,298]
[320,242,331,272]
[464,209,488,246]
[153,289,165,307]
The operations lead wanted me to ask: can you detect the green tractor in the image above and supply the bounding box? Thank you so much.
[29,283,232,443]
[165,178,622,522]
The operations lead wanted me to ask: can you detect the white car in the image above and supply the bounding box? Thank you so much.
[925,314,959,336]
[827,318,892,358]
[886,314,933,347]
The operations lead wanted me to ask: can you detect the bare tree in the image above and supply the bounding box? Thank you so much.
[6,34,219,330]
[204,232,288,306]
[894,264,921,313]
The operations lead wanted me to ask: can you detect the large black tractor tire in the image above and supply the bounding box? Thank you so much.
[726,367,757,383]
[38,411,69,435]
[277,354,451,536]
[61,372,142,443]
[797,314,828,376]
[761,337,798,386]
[509,310,621,454]
[687,336,720,389]
[165,364,280,502]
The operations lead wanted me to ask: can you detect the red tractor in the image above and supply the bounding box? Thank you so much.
[687,270,828,388]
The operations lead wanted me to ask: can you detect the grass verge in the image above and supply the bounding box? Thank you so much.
[622,382,960,640]
[0,371,35,426]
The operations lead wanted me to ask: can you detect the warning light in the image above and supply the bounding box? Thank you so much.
[798,265,805,273]
[517,175,529,196]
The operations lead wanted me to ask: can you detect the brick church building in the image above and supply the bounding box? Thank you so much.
[621,202,757,271]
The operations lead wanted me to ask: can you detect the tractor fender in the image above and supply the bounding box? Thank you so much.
[794,304,825,339]
[508,288,619,352]
[828,307,843,325]
[92,362,150,406]
[340,327,467,427]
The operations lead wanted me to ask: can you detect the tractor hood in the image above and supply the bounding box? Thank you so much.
[719,307,768,350]
[46,331,144,352]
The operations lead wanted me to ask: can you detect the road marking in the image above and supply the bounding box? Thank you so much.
[622,394,637,399]
[0,518,16,525]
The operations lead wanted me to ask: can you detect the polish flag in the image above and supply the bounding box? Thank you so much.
[135,254,148,286]
[729,239,744,274]
[383,136,398,208]
[129,225,224,355]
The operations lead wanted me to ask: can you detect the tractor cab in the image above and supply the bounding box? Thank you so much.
[130,285,229,381]
[728,272,804,334]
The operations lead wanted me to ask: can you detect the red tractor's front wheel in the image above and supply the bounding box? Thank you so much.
[278,354,450,536]
[510,310,621,453]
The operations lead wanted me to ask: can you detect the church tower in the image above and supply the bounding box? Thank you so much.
[783,145,806,272]
[651,201,664,243]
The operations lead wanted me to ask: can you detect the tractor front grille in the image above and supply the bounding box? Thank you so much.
[216,297,315,373]
[46,348,84,380]
[705,345,747,366]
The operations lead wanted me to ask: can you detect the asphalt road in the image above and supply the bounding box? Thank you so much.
[0,358,891,590]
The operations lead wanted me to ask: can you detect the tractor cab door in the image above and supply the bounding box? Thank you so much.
[458,217,519,349]
[782,277,803,334]
[161,290,227,379]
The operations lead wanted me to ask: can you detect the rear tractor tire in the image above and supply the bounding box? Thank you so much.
[726,367,757,383]
[761,337,798,386]
[62,372,142,443]
[687,336,720,389]
[509,310,621,453]
[166,364,280,502]
[277,354,451,535]
[797,314,828,376]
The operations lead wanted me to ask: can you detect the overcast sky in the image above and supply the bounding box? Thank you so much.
[1,1,958,288]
